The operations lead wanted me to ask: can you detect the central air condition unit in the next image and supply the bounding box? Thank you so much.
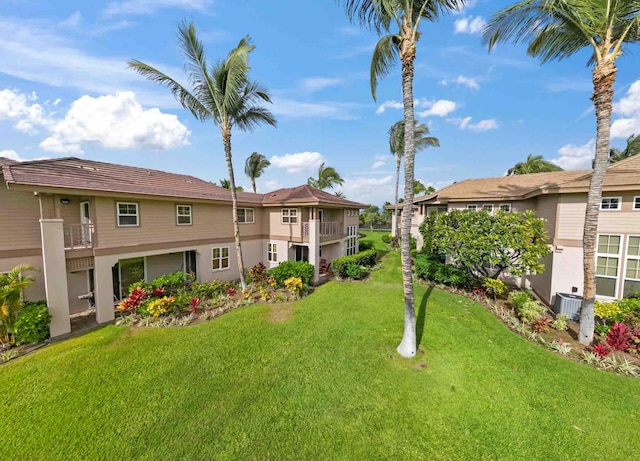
[554,293,582,320]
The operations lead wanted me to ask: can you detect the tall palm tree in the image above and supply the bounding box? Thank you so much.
[307,162,345,190]
[244,152,271,193]
[341,0,461,358]
[610,134,640,163]
[218,179,244,192]
[389,120,439,237]
[128,21,276,289]
[507,154,563,175]
[0,264,34,344]
[484,1,640,345]
[335,191,347,199]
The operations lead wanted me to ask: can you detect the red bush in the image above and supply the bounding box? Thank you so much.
[606,322,633,351]
[533,316,551,333]
[592,343,610,358]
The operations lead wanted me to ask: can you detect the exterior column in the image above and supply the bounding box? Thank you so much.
[39,219,71,337]
[308,208,320,283]
[391,211,398,236]
[94,255,116,324]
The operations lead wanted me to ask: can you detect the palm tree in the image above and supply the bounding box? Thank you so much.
[484,1,640,345]
[610,134,640,163]
[507,154,563,175]
[244,152,271,193]
[128,22,276,289]
[219,179,244,192]
[0,264,34,345]
[335,191,347,199]
[389,119,439,237]
[343,0,462,358]
[307,162,345,190]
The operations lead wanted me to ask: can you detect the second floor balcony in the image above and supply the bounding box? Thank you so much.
[302,221,344,242]
[64,223,95,250]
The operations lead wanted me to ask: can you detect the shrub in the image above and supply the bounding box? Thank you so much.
[518,300,546,323]
[508,290,534,311]
[14,302,51,345]
[269,261,314,286]
[551,314,568,331]
[147,296,176,318]
[359,240,373,252]
[483,278,508,298]
[192,280,231,300]
[595,300,621,320]
[150,271,194,292]
[247,262,268,286]
[332,250,378,279]
[117,286,148,312]
[606,322,633,351]
[283,276,303,293]
[619,297,640,314]
[533,316,552,333]
[346,263,364,280]
[595,324,611,336]
[381,233,392,244]
[593,343,611,358]
[413,255,475,289]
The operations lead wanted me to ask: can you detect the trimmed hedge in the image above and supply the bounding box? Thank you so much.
[15,301,51,345]
[414,255,476,289]
[332,250,378,279]
[268,261,315,286]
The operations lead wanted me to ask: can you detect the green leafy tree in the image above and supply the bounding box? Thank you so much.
[0,264,34,345]
[307,162,345,190]
[610,134,640,163]
[342,0,462,358]
[484,1,640,345]
[420,210,550,280]
[389,119,439,237]
[128,22,277,289]
[244,152,271,193]
[507,154,563,175]
[360,205,382,232]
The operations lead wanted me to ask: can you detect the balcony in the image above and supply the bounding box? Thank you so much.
[64,223,95,250]
[302,221,344,242]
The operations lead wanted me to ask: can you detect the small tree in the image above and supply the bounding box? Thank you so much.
[420,210,550,279]
[0,264,34,345]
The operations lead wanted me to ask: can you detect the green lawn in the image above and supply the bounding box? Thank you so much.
[2,232,639,460]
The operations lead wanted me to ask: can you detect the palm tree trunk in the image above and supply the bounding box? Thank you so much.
[222,129,247,289]
[579,59,617,346]
[397,21,417,359]
[251,178,257,194]
[394,156,401,239]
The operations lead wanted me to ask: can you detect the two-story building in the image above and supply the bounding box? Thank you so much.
[0,157,363,338]
[405,155,640,306]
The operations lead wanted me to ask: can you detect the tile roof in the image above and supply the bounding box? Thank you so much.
[1,157,366,208]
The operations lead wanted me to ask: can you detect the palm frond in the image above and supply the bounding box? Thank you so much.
[389,119,439,157]
[222,36,254,114]
[370,34,401,100]
[342,0,397,33]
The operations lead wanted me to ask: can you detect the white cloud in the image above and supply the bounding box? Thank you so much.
[372,160,385,169]
[0,150,49,162]
[60,12,82,28]
[0,88,51,134]
[440,75,479,90]
[340,175,395,205]
[40,91,190,154]
[270,152,325,173]
[448,116,498,132]
[611,80,640,139]
[377,98,456,117]
[424,180,455,191]
[301,78,344,92]
[271,98,359,120]
[550,139,595,170]
[103,0,212,16]
[454,16,486,35]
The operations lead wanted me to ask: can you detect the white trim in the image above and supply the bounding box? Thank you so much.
[595,233,623,298]
[498,203,511,213]
[467,204,477,211]
[623,235,640,297]
[482,204,494,214]
[176,204,192,226]
[600,197,622,211]
[238,208,255,224]
[346,225,357,256]
[211,246,230,272]
[281,208,299,224]
[268,242,277,262]
[117,202,139,227]
[634,196,640,210]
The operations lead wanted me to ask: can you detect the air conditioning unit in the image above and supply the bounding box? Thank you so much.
[554,293,582,320]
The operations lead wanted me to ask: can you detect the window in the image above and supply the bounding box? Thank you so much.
[499,204,511,213]
[238,208,255,224]
[600,197,621,210]
[176,205,192,225]
[346,225,358,256]
[467,204,477,211]
[482,204,494,214]
[185,250,197,278]
[624,236,640,297]
[282,208,298,224]
[117,202,139,227]
[427,207,447,217]
[118,257,145,299]
[634,197,640,210]
[596,234,622,297]
[212,247,230,271]
[268,243,277,262]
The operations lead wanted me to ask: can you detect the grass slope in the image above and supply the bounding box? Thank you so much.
[1,233,639,460]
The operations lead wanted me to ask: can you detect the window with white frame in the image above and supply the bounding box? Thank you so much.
[600,197,621,210]
[238,208,255,224]
[427,207,447,217]
[346,225,358,256]
[212,247,230,271]
[596,234,622,297]
[634,197,640,210]
[176,205,192,225]
[467,204,477,211]
[268,243,277,262]
[282,208,298,224]
[482,204,494,214]
[117,202,139,227]
[624,236,640,297]
[499,204,511,213]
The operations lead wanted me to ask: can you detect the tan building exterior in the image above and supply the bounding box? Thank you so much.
[0,157,363,338]
[405,155,640,306]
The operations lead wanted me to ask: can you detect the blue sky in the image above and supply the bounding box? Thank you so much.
[1,0,639,207]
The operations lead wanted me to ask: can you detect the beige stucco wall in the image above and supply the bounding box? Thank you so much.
[548,246,584,305]
[265,207,305,241]
[0,183,42,252]
[263,239,289,270]
[320,241,344,262]
[0,255,46,301]
[146,252,185,280]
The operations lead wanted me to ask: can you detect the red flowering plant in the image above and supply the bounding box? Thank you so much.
[189,297,201,313]
[117,286,148,312]
[606,322,633,351]
[152,287,166,297]
[533,316,552,333]
[592,343,611,359]
[227,287,237,296]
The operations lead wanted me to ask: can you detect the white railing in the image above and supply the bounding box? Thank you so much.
[302,222,309,237]
[64,223,94,249]
[319,221,343,236]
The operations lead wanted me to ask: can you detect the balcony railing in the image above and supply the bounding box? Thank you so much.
[320,221,342,236]
[64,223,95,249]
